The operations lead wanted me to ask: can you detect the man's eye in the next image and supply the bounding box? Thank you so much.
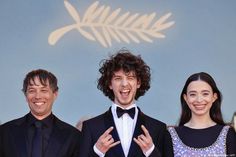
[128,76,135,80]
[27,90,35,94]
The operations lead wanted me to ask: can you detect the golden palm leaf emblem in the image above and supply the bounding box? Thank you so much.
[48,1,175,48]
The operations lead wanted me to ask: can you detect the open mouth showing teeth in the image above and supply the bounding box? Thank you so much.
[194,104,205,109]
[120,90,130,96]
[34,102,44,106]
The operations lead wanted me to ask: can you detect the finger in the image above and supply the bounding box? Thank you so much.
[133,137,142,147]
[109,140,121,148]
[101,137,114,148]
[104,134,112,142]
[138,134,147,142]
[101,126,114,138]
[138,135,147,146]
[137,136,151,150]
[104,126,114,135]
[141,125,151,138]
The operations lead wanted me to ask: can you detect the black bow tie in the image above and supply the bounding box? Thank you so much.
[116,107,135,119]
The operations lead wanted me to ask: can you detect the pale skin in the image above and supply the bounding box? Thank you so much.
[133,125,154,153]
[95,70,154,154]
[95,127,120,153]
[183,80,217,129]
[26,77,58,120]
[95,125,154,154]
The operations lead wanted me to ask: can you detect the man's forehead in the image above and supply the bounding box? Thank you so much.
[113,70,136,76]
[28,77,49,86]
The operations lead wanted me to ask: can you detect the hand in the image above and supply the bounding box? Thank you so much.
[133,125,154,153]
[95,126,120,154]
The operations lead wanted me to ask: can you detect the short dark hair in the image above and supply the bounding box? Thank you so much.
[97,49,151,101]
[22,69,58,94]
[179,72,224,126]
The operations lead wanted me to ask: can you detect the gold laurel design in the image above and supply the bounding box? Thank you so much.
[48,1,175,48]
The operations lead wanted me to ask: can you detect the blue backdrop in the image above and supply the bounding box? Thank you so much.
[1,0,235,126]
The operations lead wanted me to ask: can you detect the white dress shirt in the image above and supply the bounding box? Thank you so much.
[94,103,154,157]
[112,103,138,156]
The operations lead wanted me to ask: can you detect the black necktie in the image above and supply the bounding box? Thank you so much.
[32,121,43,157]
[116,107,135,119]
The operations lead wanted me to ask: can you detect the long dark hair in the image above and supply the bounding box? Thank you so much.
[179,72,225,126]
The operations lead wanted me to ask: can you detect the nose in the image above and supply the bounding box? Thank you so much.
[196,95,203,102]
[34,91,42,99]
[121,78,128,86]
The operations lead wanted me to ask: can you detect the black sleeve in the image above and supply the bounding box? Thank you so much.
[151,125,173,157]
[0,125,2,157]
[226,127,236,156]
[149,147,161,157]
[79,121,99,157]
[163,128,174,157]
[71,130,82,157]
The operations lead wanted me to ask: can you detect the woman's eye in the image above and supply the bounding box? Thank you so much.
[189,93,196,97]
[203,92,209,96]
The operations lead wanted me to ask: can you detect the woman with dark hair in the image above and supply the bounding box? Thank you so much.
[168,72,236,156]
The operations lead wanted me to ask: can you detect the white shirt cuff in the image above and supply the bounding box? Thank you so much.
[144,144,155,157]
[93,144,105,157]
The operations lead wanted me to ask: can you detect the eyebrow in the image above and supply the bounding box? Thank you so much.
[188,90,210,93]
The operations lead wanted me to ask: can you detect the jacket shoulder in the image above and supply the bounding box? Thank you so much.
[83,113,106,127]
[141,113,167,129]
[1,115,26,128]
[54,116,81,134]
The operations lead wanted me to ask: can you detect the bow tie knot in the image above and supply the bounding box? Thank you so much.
[116,107,135,119]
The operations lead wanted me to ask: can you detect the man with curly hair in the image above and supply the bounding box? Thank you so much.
[80,49,173,157]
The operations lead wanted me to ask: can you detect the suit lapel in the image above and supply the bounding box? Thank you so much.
[104,108,125,157]
[44,118,67,157]
[13,116,29,157]
[128,109,146,157]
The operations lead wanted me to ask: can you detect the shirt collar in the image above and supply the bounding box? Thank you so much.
[112,103,138,118]
[27,112,54,128]
[112,103,137,110]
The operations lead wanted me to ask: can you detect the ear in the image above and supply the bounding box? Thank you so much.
[109,84,113,90]
[53,91,58,100]
[137,79,141,88]
[213,93,218,102]
[183,94,187,102]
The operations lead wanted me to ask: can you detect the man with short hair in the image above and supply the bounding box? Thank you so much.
[0,69,81,157]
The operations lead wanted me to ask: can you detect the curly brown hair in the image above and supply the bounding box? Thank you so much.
[97,49,151,101]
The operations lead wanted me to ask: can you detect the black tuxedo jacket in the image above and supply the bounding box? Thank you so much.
[79,108,173,157]
[0,113,81,157]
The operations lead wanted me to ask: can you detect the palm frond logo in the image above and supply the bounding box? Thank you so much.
[48,1,175,48]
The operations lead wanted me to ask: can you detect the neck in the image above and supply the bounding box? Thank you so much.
[185,114,216,129]
[114,101,135,109]
[32,112,51,120]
